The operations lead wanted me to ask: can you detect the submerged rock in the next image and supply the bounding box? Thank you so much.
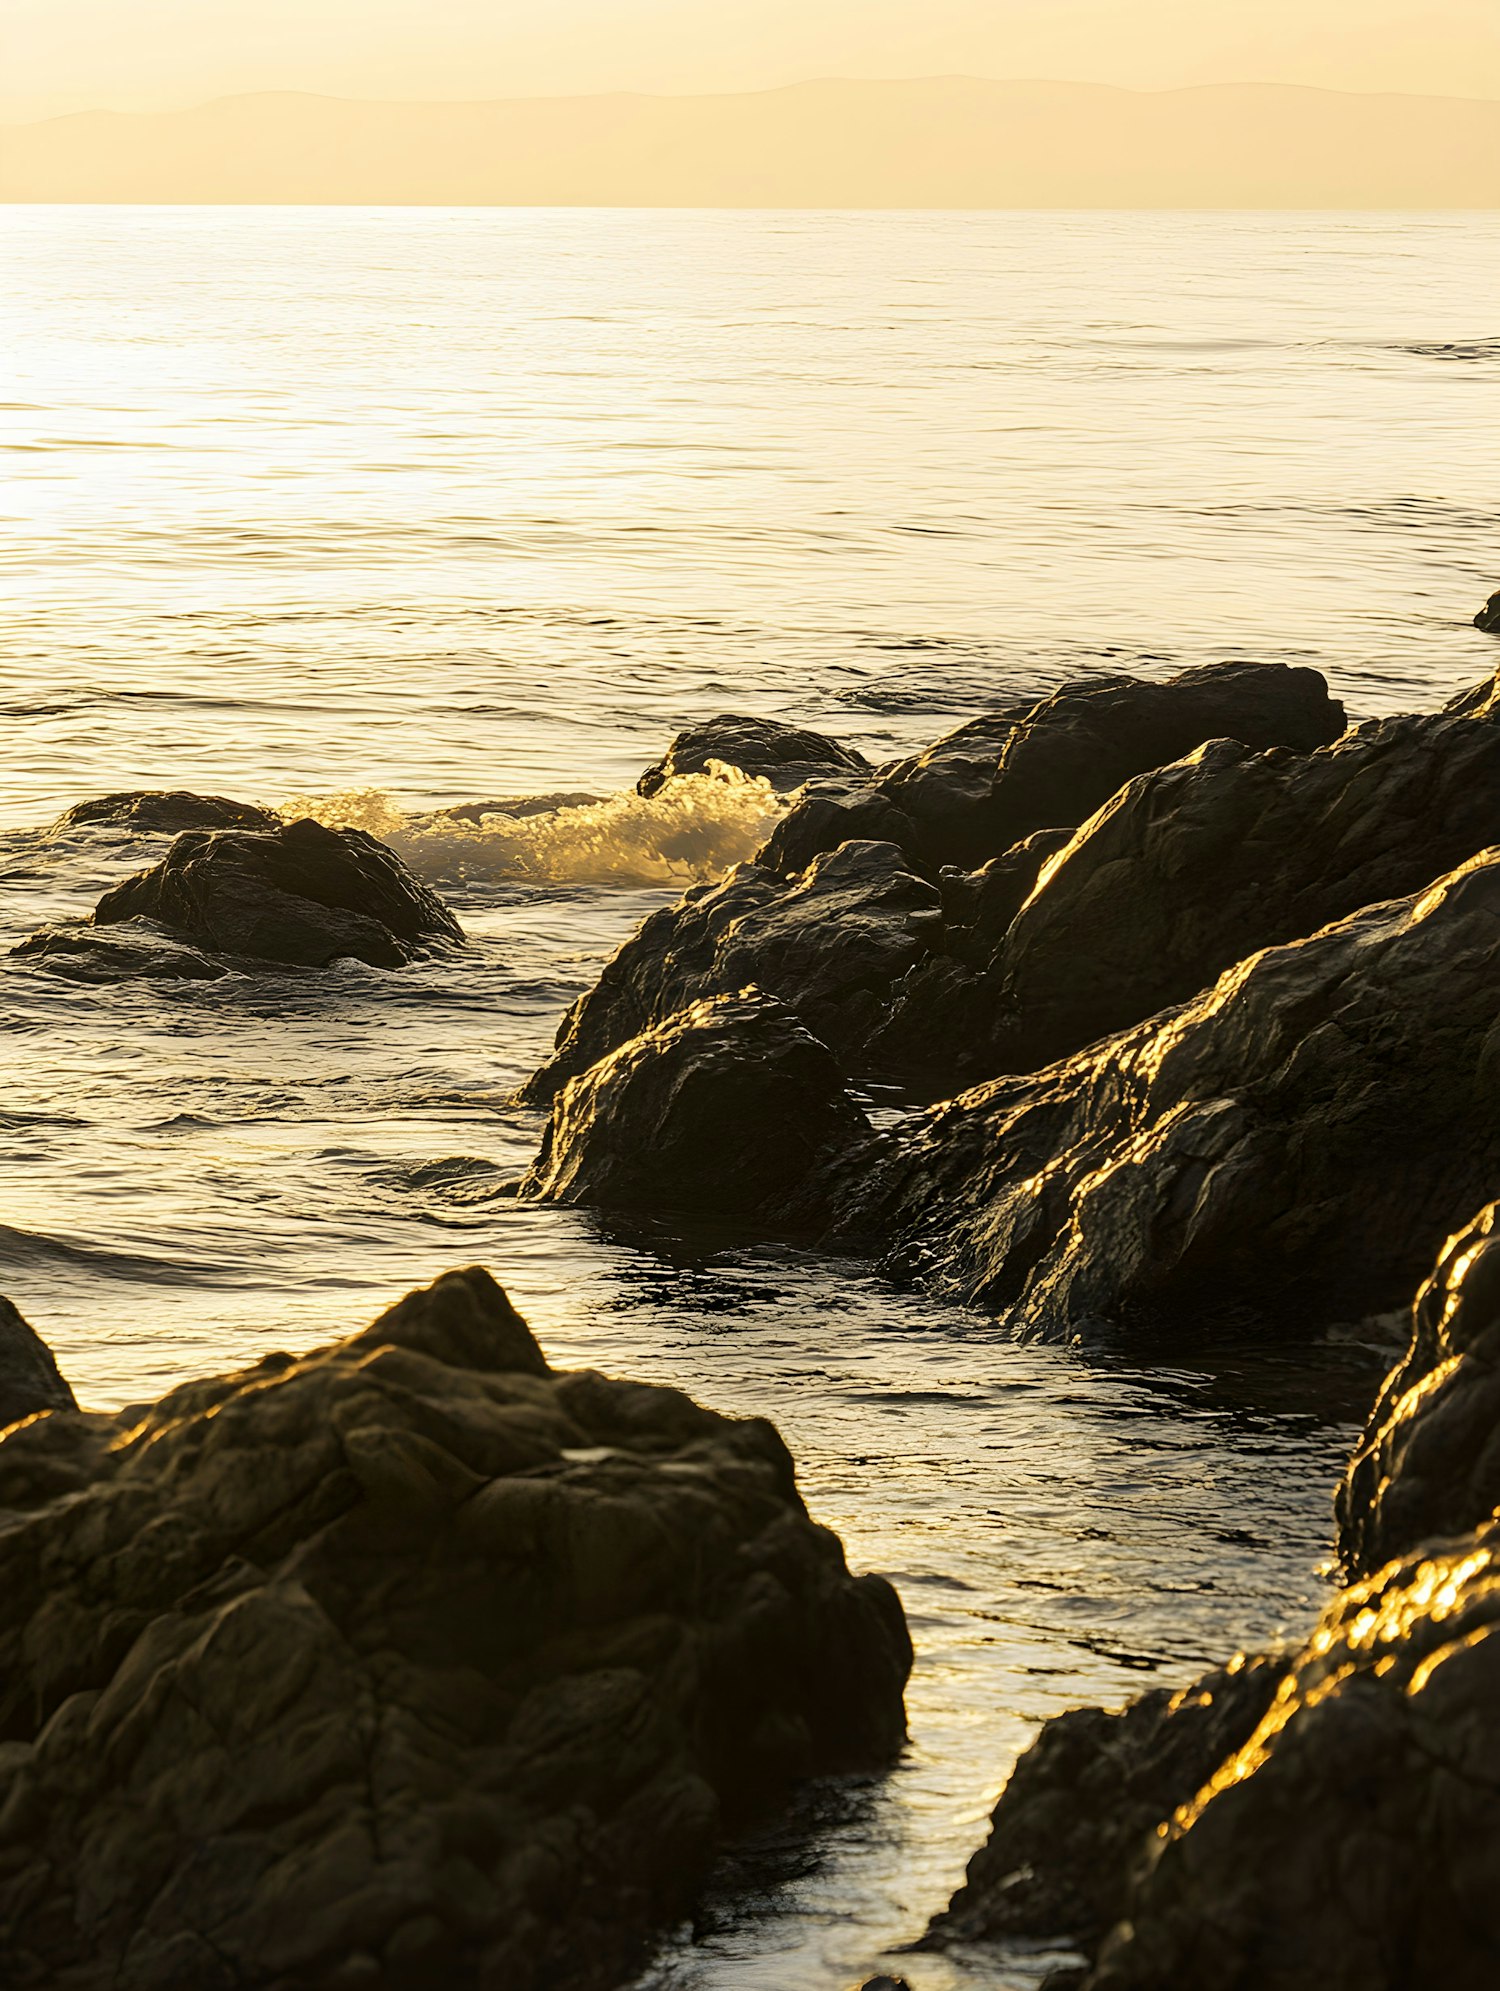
[92,817,464,969]
[823,847,1500,1339]
[51,790,281,835]
[1475,590,1500,634]
[524,839,940,1103]
[1338,1199,1500,1580]
[523,990,869,1220]
[0,1269,910,1991]
[637,713,869,798]
[0,1296,77,1429]
[12,919,229,982]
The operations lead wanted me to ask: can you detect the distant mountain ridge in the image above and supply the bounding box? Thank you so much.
[3,77,1498,207]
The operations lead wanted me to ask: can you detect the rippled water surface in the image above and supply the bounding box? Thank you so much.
[4,206,1498,1987]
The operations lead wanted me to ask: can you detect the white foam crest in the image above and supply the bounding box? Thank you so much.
[281,765,781,887]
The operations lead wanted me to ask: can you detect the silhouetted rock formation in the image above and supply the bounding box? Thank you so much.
[0,1298,77,1429]
[1338,1199,1500,1581]
[823,848,1500,1339]
[637,714,869,797]
[51,790,281,834]
[13,920,229,982]
[523,839,939,1103]
[523,990,868,1219]
[0,1269,910,1991]
[91,817,464,969]
[1475,590,1500,634]
[872,676,1500,1085]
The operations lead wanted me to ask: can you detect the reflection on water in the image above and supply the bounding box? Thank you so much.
[1,204,1485,1985]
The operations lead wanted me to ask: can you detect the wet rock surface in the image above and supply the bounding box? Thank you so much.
[0,1297,77,1428]
[524,839,940,1103]
[636,714,869,798]
[1475,590,1500,634]
[0,1269,910,1991]
[523,990,869,1220]
[13,919,229,982]
[1339,1199,1500,1580]
[92,817,464,969]
[822,847,1500,1339]
[50,790,282,835]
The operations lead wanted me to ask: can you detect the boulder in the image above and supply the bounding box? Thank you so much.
[13,920,228,983]
[523,991,869,1220]
[1475,591,1500,635]
[0,1296,77,1428]
[1338,1199,1500,1580]
[92,818,464,969]
[523,840,940,1104]
[760,663,1343,877]
[0,1269,911,1991]
[51,791,281,835]
[875,684,1500,1085]
[636,714,869,798]
[821,847,1500,1340]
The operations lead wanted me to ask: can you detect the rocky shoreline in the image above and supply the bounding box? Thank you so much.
[7,614,1500,1986]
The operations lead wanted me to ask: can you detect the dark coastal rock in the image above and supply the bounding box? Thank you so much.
[93,817,464,969]
[0,1296,77,1428]
[926,1654,1287,1954]
[636,714,869,798]
[1076,1524,1500,1990]
[1475,590,1500,634]
[762,662,1343,877]
[13,919,229,983]
[876,686,1500,1085]
[523,991,869,1220]
[755,776,920,879]
[0,1269,910,1991]
[524,839,940,1104]
[822,847,1500,1339]
[51,790,281,835]
[1338,1200,1500,1581]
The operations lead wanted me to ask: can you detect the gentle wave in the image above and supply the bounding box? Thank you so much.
[283,765,781,887]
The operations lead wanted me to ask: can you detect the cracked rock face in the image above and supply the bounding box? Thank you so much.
[1339,1199,1500,1581]
[0,1270,911,1991]
[523,839,941,1104]
[87,817,464,970]
[823,847,1500,1340]
[635,714,869,798]
[523,990,870,1220]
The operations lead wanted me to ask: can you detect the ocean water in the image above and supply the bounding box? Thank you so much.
[4,205,1498,1987]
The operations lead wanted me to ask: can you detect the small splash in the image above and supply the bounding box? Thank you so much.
[283,765,781,887]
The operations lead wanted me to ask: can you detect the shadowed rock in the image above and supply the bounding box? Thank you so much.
[13,919,229,982]
[822,847,1500,1339]
[637,714,869,798]
[523,839,940,1104]
[1475,590,1500,634]
[524,990,869,1220]
[1338,1199,1500,1580]
[0,1269,911,1991]
[0,1297,77,1429]
[92,817,464,969]
[51,790,281,835]
[872,680,1500,1085]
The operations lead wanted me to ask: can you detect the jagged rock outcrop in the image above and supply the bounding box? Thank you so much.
[13,920,229,982]
[821,847,1500,1340]
[1475,590,1500,635]
[762,663,1343,878]
[523,839,940,1104]
[636,714,869,798]
[1338,1200,1500,1581]
[871,681,1500,1085]
[523,991,869,1220]
[0,1297,77,1428]
[90,817,464,969]
[0,1269,910,1991]
[51,791,281,835]
[924,1654,1288,1956]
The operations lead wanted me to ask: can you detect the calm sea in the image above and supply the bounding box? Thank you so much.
[4,206,1498,1988]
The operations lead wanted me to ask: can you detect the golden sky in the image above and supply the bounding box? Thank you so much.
[5,0,1500,121]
